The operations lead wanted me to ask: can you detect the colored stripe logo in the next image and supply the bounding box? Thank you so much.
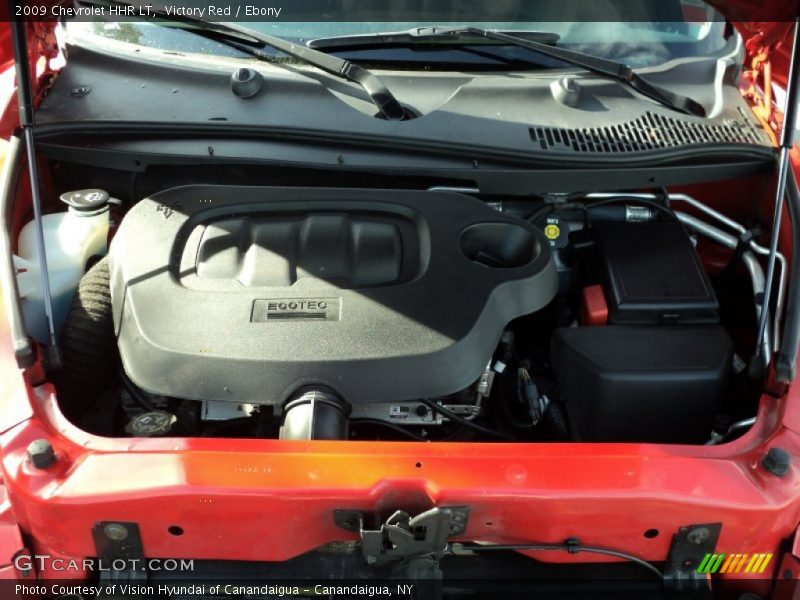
[697,553,773,574]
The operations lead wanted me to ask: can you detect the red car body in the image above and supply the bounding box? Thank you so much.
[0,4,799,598]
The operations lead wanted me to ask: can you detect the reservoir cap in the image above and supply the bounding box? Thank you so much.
[60,189,109,213]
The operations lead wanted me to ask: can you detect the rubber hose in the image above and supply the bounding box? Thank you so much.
[545,401,570,440]
[499,366,534,431]
[54,256,117,420]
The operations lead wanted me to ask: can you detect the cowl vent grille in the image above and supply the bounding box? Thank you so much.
[530,111,764,154]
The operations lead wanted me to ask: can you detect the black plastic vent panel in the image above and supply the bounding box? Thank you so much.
[530,111,765,154]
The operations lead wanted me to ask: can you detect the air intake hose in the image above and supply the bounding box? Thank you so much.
[279,388,350,440]
[55,256,117,421]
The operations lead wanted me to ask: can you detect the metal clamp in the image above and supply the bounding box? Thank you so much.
[335,507,469,566]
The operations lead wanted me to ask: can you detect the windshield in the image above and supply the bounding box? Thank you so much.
[73,0,729,69]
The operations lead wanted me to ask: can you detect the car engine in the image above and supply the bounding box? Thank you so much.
[49,185,762,445]
[108,186,557,411]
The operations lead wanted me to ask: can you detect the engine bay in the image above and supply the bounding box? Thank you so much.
[26,177,768,447]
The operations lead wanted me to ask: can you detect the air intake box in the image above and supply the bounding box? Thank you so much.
[551,325,733,443]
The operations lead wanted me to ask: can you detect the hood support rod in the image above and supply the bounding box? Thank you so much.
[755,15,800,375]
[10,16,60,367]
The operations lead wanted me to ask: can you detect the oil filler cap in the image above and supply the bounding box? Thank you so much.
[125,411,177,437]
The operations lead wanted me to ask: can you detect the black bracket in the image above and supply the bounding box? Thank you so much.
[664,522,722,599]
[335,506,469,566]
[92,522,148,587]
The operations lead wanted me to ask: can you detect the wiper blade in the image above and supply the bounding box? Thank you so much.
[314,26,705,118]
[309,27,560,50]
[79,0,408,121]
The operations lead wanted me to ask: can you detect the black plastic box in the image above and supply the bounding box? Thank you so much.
[595,221,719,325]
[551,325,733,443]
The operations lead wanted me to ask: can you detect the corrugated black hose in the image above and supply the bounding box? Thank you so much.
[54,256,117,421]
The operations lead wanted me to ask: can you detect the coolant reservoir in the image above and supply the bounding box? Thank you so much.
[15,189,111,343]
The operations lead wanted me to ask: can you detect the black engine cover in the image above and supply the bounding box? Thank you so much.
[109,186,557,405]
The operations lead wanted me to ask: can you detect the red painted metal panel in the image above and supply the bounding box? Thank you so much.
[0,381,795,566]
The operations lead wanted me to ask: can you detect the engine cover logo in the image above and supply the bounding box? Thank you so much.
[251,298,341,322]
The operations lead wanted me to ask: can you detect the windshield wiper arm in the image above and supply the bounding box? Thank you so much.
[461,28,705,117]
[79,0,408,121]
[313,26,705,118]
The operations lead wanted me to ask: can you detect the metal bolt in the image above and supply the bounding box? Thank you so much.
[686,526,710,545]
[26,439,55,469]
[70,86,90,97]
[103,523,129,541]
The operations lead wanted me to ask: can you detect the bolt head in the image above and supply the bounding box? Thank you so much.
[26,439,55,469]
[687,526,710,545]
[103,523,129,541]
[762,447,791,477]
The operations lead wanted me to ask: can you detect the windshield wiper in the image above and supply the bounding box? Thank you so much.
[309,27,561,50]
[312,27,706,118]
[79,0,408,121]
